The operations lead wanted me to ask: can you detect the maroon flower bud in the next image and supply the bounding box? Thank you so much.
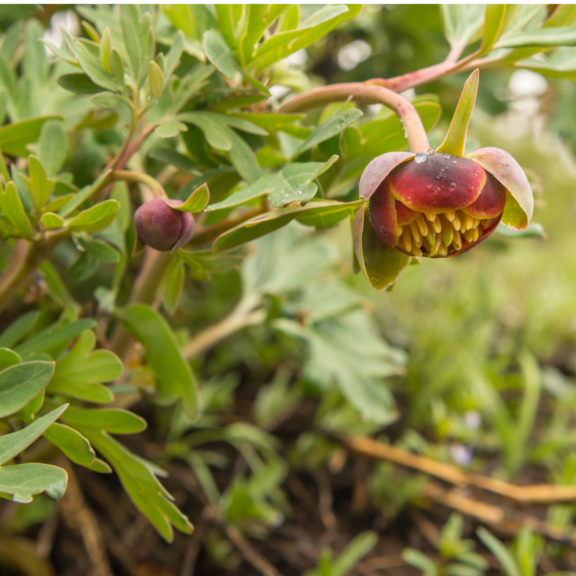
[359,147,532,259]
[134,198,195,252]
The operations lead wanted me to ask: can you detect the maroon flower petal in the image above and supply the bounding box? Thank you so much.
[368,179,401,247]
[389,153,486,213]
[462,171,506,219]
[466,147,533,230]
[359,151,413,200]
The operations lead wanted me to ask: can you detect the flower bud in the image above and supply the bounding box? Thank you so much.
[134,198,195,252]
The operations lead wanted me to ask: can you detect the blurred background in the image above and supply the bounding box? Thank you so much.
[2,4,576,576]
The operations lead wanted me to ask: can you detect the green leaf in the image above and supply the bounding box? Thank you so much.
[238,5,289,68]
[119,5,153,86]
[477,528,521,576]
[28,156,54,212]
[332,531,378,576]
[175,182,209,213]
[164,5,217,41]
[0,463,68,503]
[207,159,336,212]
[100,27,112,73]
[517,47,576,80]
[178,249,242,281]
[40,212,65,230]
[60,406,146,434]
[214,200,359,251]
[0,405,68,465]
[203,29,237,78]
[47,331,122,404]
[436,70,478,157]
[56,73,101,94]
[0,181,33,240]
[480,5,519,54]
[163,30,185,83]
[252,5,361,71]
[161,255,184,315]
[80,430,192,541]
[57,169,112,218]
[62,30,120,93]
[38,120,66,177]
[154,119,188,139]
[43,423,95,467]
[228,112,307,137]
[353,203,411,291]
[115,304,198,417]
[0,115,60,157]
[496,22,576,48]
[90,92,124,109]
[15,319,96,360]
[0,311,39,349]
[495,221,545,238]
[214,5,240,51]
[440,5,485,50]
[295,108,363,156]
[0,361,54,418]
[148,148,198,172]
[66,199,120,233]
[149,61,164,100]
[0,348,20,371]
[38,261,80,312]
[76,237,120,263]
[274,311,398,425]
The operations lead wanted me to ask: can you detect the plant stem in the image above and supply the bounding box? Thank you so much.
[0,239,42,315]
[110,170,167,199]
[108,248,172,358]
[278,83,430,153]
[181,294,266,360]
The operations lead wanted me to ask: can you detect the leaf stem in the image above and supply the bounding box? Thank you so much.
[278,83,430,153]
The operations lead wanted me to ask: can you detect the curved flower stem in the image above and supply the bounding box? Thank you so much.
[110,170,167,198]
[279,82,430,153]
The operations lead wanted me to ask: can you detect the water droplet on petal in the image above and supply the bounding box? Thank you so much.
[450,183,456,188]
[444,154,451,159]
[414,151,427,164]
[426,149,435,155]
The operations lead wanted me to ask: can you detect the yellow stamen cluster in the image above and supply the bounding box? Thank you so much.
[397,210,490,257]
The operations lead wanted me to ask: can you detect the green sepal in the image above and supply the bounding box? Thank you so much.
[436,69,479,158]
[352,203,410,291]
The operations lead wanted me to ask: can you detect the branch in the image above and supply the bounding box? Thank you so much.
[340,434,576,504]
[182,294,266,360]
[278,83,430,153]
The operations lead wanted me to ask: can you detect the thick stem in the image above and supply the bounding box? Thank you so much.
[108,248,172,357]
[278,83,430,153]
[0,240,42,316]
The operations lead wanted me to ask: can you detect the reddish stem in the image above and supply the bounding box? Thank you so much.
[279,83,430,153]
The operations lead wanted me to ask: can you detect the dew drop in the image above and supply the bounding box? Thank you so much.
[426,148,435,155]
[414,151,427,164]
[406,196,412,201]
[444,154,451,159]
[453,161,457,164]
[469,188,474,192]
[450,183,456,188]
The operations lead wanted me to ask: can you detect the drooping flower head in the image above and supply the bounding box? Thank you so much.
[354,70,534,289]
